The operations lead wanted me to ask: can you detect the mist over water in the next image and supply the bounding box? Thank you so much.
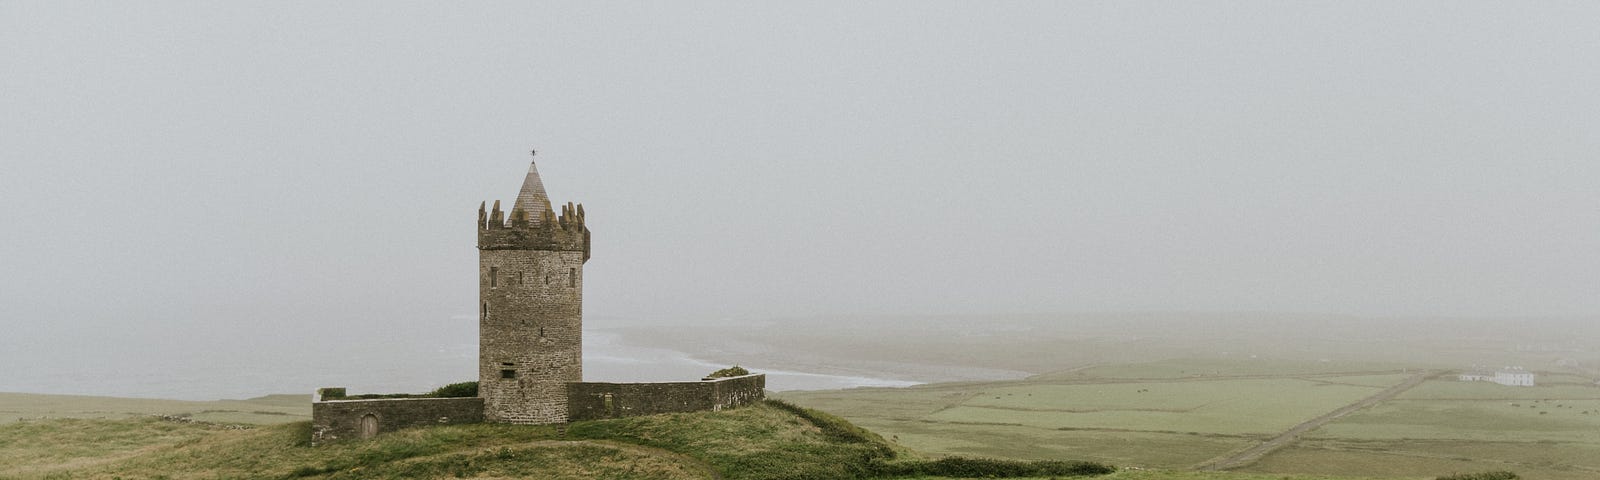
[0,322,917,401]
[584,331,921,391]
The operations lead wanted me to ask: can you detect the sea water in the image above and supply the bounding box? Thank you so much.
[0,327,918,401]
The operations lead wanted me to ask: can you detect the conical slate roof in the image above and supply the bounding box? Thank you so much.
[512,161,554,225]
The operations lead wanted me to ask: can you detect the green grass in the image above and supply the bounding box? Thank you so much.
[0,400,1126,480]
[0,390,1508,480]
[0,417,221,475]
[0,416,706,480]
[567,400,902,479]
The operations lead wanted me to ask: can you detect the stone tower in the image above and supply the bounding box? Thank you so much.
[477,160,591,424]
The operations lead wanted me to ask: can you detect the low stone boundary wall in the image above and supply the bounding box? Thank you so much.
[567,373,765,421]
[311,393,484,446]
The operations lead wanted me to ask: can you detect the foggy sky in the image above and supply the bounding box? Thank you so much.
[4,1,1599,363]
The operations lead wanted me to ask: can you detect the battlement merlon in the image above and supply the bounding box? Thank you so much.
[477,160,590,259]
[477,203,590,257]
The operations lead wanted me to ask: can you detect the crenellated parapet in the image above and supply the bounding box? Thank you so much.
[477,199,590,259]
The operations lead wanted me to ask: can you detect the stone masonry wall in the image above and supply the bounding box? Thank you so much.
[479,248,585,424]
[567,374,766,421]
[709,373,767,408]
[477,163,591,425]
[311,396,484,446]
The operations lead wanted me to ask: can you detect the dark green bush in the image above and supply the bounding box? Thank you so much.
[342,393,427,400]
[429,381,478,398]
[318,382,478,401]
[868,457,1116,478]
[707,365,751,378]
[1437,472,1519,480]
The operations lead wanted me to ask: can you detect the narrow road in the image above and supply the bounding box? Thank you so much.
[1195,370,1439,471]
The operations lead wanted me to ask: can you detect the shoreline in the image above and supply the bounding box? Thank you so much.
[592,328,1032,390]
[584,330,928,391]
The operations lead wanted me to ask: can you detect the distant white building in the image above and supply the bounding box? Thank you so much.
[1494,367,1535,386]
[1459,366,1534,386]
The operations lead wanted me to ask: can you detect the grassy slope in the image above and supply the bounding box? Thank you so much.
[0,400,1410,480]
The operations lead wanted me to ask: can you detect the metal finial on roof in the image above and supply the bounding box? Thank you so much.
[530,149,537,163]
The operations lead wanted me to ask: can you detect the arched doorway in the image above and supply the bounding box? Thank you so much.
[359,414,379,439]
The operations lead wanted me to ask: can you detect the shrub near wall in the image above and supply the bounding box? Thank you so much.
[706,366,750,378]
[317,382,478,401]
[1437,472,1519,480]
[867,457,1116,478]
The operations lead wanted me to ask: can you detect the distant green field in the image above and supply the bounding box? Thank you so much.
[1052,359,1412,381]
[1397,379,1600,401]
[781,358,1600,479]
[1243,440,1600,480]
[0,392,310,425]
[1314,397,1600,443]
[860,419,1250,469]
[1323,379,1600,444]
[929,379,1385,436]
[779,359,1419,469]
[1260,379,1600,479]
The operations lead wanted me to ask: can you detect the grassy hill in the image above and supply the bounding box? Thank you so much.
[0,398,1431,480]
